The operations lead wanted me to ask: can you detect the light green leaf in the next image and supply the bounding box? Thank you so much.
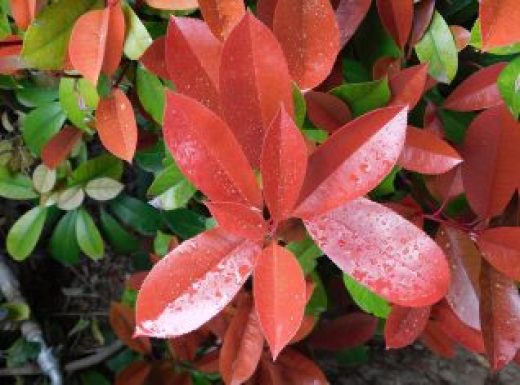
[498,57,520,119]
[149,182,196,211]
[99,209,139,254]
[21,102,66,156]
[344,273,391,318]
[50,210,80,264]
[57,186,85,210]
[136,65,165,124]
[7,206,47,261]
[331,78,391,117]
[76,209,104,260]
[415,11,458,84]
[287,237,322,275]
[85,177,124,201]
[21,0,104,69]
[69,154,123,186]
[1,302,30,321]
[0,167,38,200]
[122,3,152,60]
[32,164,56,193]
[153,230,174,256]
[59,77,99,132]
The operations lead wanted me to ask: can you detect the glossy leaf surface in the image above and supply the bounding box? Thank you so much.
[477,227,520,281]
[304,91,351,133]
[198,0,245,40]
[335,0,371,48]
[376,0,413,49]
[384,305,430,349]
[480,0,520,50]
[41,126,82,169]
[498,57,520,119]
[206,202,267,241]
[389,64,428,109]
[140,36,168,79]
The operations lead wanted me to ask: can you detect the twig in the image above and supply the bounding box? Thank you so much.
[0,254,63,385]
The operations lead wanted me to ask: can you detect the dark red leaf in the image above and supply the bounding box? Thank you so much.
[41,126,83,169]
[109,302,152,355]
[305,198,450,307]
[480,261,520,370]
[272,348,328,384]
[480,0,520,51]
[389,64,428,109]
[163,92,263,208]
[421,321,456,358]
[384,196,424,228]
[462,104,520,218]
[376,0,413,49]
[304,91,351,134]
[372,56,401,80]
[126,271,149,291]
[140,36,169,79]
[294,106,408,219]
[444,63,507,111]
[398,126,462,175]
[477,227,520,281]
[335,0,371,48]
[198,0,245,40]
[253,244,306,359]
[166,16,222,111]
[195,350,220,374]
[308,313,377,351]
[114,361,151,385]
[384,305,431,349]
[135,228,262,337]
[256,0,278,28]
[220,13,294,167]
[408,0,435,50]
[261,106,308,222]
[206,201,267,241]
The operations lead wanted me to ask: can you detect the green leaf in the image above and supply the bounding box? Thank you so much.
[292,84,306,128]
[371,166,400,198]
[162,208,207,239]
[0,4,10,39]
[147,164,196,210]
[415,11,458,84]
[15,86,59,107]
[498,57,520,119]
[343,59,371,83]
[470,20,520,56]
[287,237,322,275]
[136,65,165,124]
[306,272,327,316]
[99,208,139,254]
[76,209,104,260]
[85,177,124,201]
[135,140,165,173]
[57,186,85,210]
[80,371,111,385]
[22,102,66,156]
[21,0,104,69]
[50,210,80,264]
[343,273,391,318]
[0,167,38,200]
[331,78,391,117]
[7,339,41,368]
[1,302,30,321]
[69,154,123,186]
[122,3,152,60]
[110,194,161,236]
[438,109,475,144]
[59,77,99,132]
[7,206,47,261]
[32,164,56,194]
[153,230,174,256]
[302,128,328,144]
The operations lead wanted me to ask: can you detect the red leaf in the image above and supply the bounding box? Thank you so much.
[477,227,520,281]
[135,228,261,337]
[41,126,83,169]
[126,271,148,291]
[256,0,278,28]
[294,106,408,219]
[389,64,428,109]
[144,0,198,10]
[115,361,152,385]
[95,88,138,162]
[462,104,520,218]
[272,348,328,385]
[220,296,264,385]
[436,226,481,330]
[206,202,267,241]
[421,321,456,358]
[335,0,371,48]
[444,63,507,111]
[166,17,222,111]
[384,196,424,228]
[140,37,169,79]
[480,262,520,370]
[304,91,352,134]
[376,0,414,49]
[169,331,208,361]
[398,126,462,175]
[109,302,152,355]
[0,37,23,74]
[372,56,401,80]
[290,314,317,343]
[198,0,245,40]
[220,13,294,167]
[9,0,37,30]
[480,0,520,51]
[305,198,450,307]
[308,313,377,351]
[273,0,340,90]
[450,25,471,51]
[408,0,435,50]
[253,244,306,359]
[102,1,125,77]
[164,92,262,207]
[261,106,308,222]
[195,350,220,374]
[384,305,431,349]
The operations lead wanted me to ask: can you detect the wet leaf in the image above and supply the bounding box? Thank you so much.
[384,305,430,349]
[140,36,168,79]
[376,0,413,49]
[198,0,244,40]
[304,91,351,133]
[7,206,47,260]
[477,227,520,282]
[479,0,520,51]
[42,126,83,169]
[206,202,267,241]
[110,302,152,355]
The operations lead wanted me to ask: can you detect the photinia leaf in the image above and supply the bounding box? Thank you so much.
[58,77,99,132]
[444,62,507,111]
[304,198,450,307]
[7,206,47,261]
[372,56,401,80]
[101,1,125,77]
[69,154,123,186]
[415,11,458,84]
[76,208,104,260]
[273,0,340,90]
[398,126,462,175]
[461,104,520,218]
[122,3,152,60]
[50,210,80,265]
[220,13,294,167]
[110,194,160,236]
[389,64,428,109]
[0,168,38,200]
[198,0,245,40]
[136,65,165,124]
[261,105,307,222]
[335,0,371,48]
[308,313,377,351]
[99,209,139,255]
[343,274,391,319]
[480,261,520,370]
[376,0,413,49]
[450,25,471,52]
[498,57,520,119]
[304,91,351,134]
[219,295,264,385]
[421,320,456,358]
[109,302,152,355]
[205,201,267,241]
[140,36,168,80]
[479,0,520,51]
[294,106,407,219]
[163,92,262,208]
[253,244,306,360]
[32,164,56,194]
[477,227,520,281]
[256,0,278,28]
[409,0,435,50]
[42,126,83,169]
[331,78,391,117]
[135,228,261,337]
[271,348,328,384]
[166,16,221,112]
[144,0,198,10]
[114,361,151,385]
[22,102,66,156]
[384,305,431,349]
[95,88,138,162]
[9,0,37,30]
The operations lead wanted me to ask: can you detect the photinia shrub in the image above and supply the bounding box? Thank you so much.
[3,0,520,383]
